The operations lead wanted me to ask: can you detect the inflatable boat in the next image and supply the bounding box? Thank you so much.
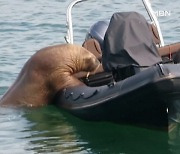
[54,0,180,128]
[55,64,180,127]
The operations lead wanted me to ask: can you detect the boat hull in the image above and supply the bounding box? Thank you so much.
[54,64,180,128]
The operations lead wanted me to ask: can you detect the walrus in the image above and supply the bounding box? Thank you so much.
[0,44,100,107]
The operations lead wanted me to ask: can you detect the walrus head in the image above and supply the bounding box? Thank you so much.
[79,47,100,72]
[64,45,100,75]
[46,44,101,94]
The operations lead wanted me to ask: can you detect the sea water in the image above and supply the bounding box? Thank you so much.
[0,0,179,153]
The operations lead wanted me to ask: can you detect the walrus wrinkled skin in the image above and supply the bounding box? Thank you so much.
[0,44,100,107]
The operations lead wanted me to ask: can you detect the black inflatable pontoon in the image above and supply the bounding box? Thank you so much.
[55,0,180,128]
[55,64,180,127]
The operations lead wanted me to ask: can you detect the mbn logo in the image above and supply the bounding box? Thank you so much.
[154,10,171,17]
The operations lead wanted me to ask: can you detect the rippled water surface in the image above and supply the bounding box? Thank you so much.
[0,0,180,153]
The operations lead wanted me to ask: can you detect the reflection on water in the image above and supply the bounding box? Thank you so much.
[24,107,89,154]
[168,99,180,154]
[169,122,180,154]
[1,102,180,153]
[0,107,33,154]
[62,111,169,154]
[0,106,173,154]
[0,106,89,154]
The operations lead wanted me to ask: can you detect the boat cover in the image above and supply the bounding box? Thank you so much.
[102,12,162,71]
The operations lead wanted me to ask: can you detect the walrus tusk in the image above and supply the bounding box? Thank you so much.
[86,63,101,78]
[86,72,90,78]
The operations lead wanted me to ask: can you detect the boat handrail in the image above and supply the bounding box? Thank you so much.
[65,0,165,46]
[65,0,87,44]
[142,0,164,47]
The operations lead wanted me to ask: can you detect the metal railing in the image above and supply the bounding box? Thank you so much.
[65,0,87,44]
[142,0,164,47]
